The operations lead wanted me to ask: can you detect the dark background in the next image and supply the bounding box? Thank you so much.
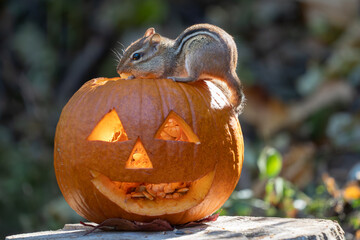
[1,0,359,238]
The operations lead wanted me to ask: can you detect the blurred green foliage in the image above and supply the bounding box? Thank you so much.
[224,146,360,237]
[1,0,360,239]
[258,147,282,179]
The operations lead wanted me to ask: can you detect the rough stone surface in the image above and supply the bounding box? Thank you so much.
[5,216,345,240]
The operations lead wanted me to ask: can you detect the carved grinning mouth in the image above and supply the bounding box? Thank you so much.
[90,170,215,216]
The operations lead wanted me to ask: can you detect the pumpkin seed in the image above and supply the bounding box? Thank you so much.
[152,183,166,192]
[164,184,175,193]
[156,192,166,198]
[125,181,192,200]
[145,186,156,197]
[132,153,143,161]
[131,192,145,198]
[143,191,154,200]
[177,187,189,193]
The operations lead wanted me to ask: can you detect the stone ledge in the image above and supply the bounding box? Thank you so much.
[5,216,345,240]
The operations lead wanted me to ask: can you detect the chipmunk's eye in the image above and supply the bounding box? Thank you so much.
[132,53,141,61]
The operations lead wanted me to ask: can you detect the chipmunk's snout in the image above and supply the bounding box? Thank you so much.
[117,64,136,79]
[116,65,121,73]
[116,65,126,77]
[118,71,134,80]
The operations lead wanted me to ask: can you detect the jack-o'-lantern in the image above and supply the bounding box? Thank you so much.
[54,77,243,225]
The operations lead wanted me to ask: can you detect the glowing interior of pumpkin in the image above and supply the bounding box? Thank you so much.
[155,111,200,143]
[125,138,153,169]
[87,109,212,215]
[87,109,128,142]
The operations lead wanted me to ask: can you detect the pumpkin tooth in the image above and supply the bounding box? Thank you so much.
[165,194,173,199]
[177,187,189,193]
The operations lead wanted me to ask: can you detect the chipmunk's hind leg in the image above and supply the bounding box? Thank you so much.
[167,54,202,82]
[167,68,200,82]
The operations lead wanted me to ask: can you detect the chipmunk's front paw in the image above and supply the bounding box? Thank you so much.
[167,76,177,82]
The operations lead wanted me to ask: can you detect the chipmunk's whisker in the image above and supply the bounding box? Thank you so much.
[111,49,123,65]
[117,42,126,55]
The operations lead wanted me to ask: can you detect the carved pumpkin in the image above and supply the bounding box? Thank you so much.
[54,77,244,224]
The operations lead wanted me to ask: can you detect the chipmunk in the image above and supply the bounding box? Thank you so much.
[116,23,245,114]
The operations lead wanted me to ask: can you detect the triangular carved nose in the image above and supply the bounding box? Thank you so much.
[125,137,153,169]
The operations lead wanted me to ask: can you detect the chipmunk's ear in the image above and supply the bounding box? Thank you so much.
[150,33,161,45]
[144,28,155,38]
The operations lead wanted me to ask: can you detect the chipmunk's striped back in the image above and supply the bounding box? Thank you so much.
[174,29,222,55]
[173,24,237,66]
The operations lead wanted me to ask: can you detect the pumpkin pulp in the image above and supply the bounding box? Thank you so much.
[90,169,215,216]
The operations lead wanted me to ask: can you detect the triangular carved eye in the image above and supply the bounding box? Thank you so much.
[87,109,128,142]
[154,111,200,144]
[126,138,153,169]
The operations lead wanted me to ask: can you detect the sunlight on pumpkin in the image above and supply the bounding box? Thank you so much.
[87,109,128,142]
[90,77,121,89]
[90,77,108,88]
[155,111,200,144]
[125,138,153,169]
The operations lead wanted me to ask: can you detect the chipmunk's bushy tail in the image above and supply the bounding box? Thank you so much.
[226,71,246,115]
[211,73,246,116]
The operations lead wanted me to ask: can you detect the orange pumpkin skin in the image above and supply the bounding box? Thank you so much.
[54,77,244,224]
